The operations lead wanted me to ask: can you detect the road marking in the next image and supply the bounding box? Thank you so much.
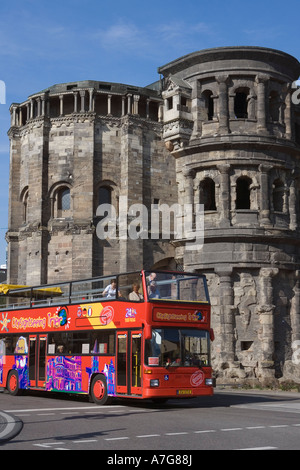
[269,425,289,428]
[165,432,189,436]
[237,446,277,450]
[73,439,98,444]
[221,428,243,431]
[137,434,161,438]
[246,426,266,430]
[34,442,65,448]
[104,436,130,441]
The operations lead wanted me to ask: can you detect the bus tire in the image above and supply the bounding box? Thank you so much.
[7,370,21,396]
[90,374,111,405]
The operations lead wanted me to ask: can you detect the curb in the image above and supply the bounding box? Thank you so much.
[0,411,23,443]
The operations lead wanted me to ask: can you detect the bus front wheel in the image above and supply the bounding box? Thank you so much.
[7,370,21,396]
[90,374,111,405]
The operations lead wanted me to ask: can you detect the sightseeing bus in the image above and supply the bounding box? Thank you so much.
[0,270,215,405]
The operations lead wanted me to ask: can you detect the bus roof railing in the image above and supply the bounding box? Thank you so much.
[0,270,209,310]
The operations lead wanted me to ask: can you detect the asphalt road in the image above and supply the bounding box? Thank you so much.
[1,387,300,454]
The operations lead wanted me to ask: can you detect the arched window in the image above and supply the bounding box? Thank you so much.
[234,88,250,119]
[273,179,284,212]
[51,185,71,218]
[269,91,280,122]
[236,177,252,210]
[96,186,113,221]
[20,186,29,223]
[200,178,216,211]
[58,188,70,212]
[202,90,214,121]
[98,186,112,206]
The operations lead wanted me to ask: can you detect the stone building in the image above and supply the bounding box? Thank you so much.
[7,80,177,285]
[6,46,300,385]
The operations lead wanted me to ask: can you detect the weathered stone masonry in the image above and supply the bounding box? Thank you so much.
[6,47,300,385]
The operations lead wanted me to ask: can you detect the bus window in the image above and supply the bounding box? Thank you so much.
[145,271,209,303]
[145,328,210,367]
[118,272,144,301]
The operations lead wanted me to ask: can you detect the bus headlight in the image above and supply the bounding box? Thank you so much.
[205,378,216,386]
[150,379,160,387]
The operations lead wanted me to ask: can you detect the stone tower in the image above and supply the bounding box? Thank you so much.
[158,46,300,385]
[6,80,176,286]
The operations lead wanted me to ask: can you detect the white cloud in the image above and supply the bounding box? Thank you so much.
[95,20,147,50]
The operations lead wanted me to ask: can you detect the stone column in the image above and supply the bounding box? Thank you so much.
[107,94,112,115]
[80,90,85,112]
[181,167,195,239]
[127,94,132,114]
[284,84,292,140]
[37,97,41,117]
[217,164,231,227]
[73,91,78,113]
[122,96,126,116]
[59,95,64,116]
[256,267,279,384]
[88,89,94,112]
[216,75,229,134]
[30,99,34,119]
[10,105,17,126]
[255,74,268,134]
[41,95,46,116]
[215,267,239,378]
[133,95,140,115]
[291,271,300,344]
[158,103,164,122]
[258,164,272,226]
[289,178,297,230]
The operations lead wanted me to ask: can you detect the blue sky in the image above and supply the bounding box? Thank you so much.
[0,0,299,267]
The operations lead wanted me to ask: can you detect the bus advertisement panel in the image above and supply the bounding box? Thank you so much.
[0,270,215,404]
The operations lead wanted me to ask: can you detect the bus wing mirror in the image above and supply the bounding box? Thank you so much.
[210,328,215,341]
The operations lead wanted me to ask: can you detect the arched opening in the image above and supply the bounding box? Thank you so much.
[57,187,71,217]
[273,179,284,212]
[200,178,216,211]
[20,186,29,223]
[234,88,250,119]
[269,91,280,122]
[202,90,214,121]
[98,186,112,206]
[236,176,252,210]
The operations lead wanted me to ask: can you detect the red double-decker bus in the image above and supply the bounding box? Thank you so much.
[0,270,215,405]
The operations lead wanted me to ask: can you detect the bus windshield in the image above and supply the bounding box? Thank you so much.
[145,271,209,303]
[145,328,210,368]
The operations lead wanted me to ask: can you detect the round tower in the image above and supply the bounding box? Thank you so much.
[159,46,300,386]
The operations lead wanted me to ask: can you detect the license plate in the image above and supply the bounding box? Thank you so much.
[177,389,192,395]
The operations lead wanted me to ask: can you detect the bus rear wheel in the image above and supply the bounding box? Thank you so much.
[90,374,111,405]
[7,370,21,396]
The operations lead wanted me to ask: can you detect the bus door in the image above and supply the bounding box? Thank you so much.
[116,330,142,396]
[131,332,142,395]
[29,334,47,388]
